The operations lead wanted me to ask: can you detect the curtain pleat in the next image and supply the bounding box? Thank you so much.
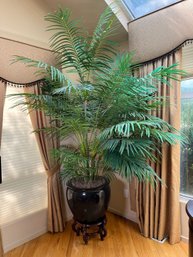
[24,85,66,233]
[136,50,182,244]
[0,81,6,257]
[47,173,66,232]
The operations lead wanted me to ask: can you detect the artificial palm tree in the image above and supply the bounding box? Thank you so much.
[12,7,186,185]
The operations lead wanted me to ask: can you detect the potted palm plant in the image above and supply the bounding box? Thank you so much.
[13,7,185,243]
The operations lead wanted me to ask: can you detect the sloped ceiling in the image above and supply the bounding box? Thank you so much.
[128,0,193,63]
[0,0,128,83]
[0,0,128,49]
[44,0,128,42]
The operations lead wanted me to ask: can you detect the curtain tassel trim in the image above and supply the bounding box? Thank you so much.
[0,77,45,88]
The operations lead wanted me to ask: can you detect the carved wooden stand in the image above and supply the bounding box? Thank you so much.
[72,216,107,244]
[186,200,193,257]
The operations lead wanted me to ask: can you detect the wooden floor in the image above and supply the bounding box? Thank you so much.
[4,213,188,257]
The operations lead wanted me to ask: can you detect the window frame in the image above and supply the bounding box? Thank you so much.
[122,0,185,20]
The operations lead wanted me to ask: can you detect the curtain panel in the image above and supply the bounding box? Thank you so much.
[0,81,7,257]
[0,230,3,257]
[136,50,182,244]
[24,85,66,233]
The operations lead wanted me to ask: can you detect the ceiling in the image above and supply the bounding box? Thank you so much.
[44,0,128,42]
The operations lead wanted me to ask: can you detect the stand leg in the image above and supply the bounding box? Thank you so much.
[99,222,107,241]
[72,220,80,236]
[72,220,77,232]
[82,225,89,244]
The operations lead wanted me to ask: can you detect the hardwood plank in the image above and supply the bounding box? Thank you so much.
[4,213,188,257]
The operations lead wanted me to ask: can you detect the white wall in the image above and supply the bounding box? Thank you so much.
[108,176,137,223]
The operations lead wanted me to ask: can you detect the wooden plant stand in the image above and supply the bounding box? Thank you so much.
[72,216,107,244]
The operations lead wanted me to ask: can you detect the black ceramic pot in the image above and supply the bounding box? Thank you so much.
[66,176,111,224]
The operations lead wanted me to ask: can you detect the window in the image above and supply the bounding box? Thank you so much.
[181,79,193,196]
[122,0,180,18]
[0,87,47,225]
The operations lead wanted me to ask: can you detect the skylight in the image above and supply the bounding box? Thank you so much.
[122,0,180,19]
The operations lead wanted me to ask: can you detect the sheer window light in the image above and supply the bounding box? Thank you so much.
[0,86,47,225]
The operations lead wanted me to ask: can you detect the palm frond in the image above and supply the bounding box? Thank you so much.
[45,8,87,81]
[102,138,158,162]
[12,56,72,87]
[11,7,185,183]
[53,148,91,179]
[103,150,161,184]
[88,7,118,71]
[147,63,188,84]
[99,118,177,139]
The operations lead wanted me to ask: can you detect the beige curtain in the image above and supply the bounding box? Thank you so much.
[0,81,6,257]
[24,84,66,233]
[136,50,182,244]
[0,231,3,257]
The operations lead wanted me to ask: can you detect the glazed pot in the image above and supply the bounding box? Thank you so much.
[66,176,111,224]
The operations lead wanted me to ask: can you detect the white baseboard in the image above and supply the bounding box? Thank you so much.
[1,209,48,253]
[108,207,138,223]
[3,227,47,253]
[2,209,73,254]
[180,235,189,243]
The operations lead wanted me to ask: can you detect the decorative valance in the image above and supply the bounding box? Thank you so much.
[0,37,55,85]
[139,39,193,66]
[128,0,193,63]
